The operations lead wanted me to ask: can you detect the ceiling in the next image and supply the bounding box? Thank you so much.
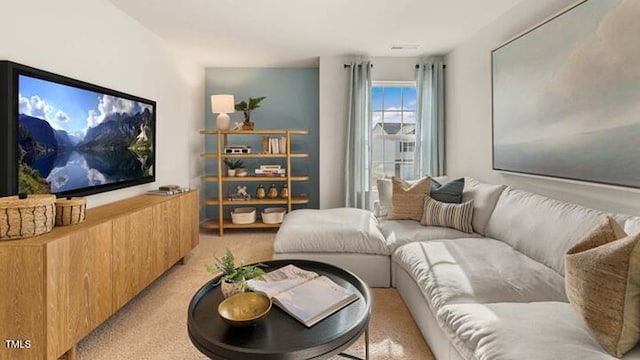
[107,0,522,67]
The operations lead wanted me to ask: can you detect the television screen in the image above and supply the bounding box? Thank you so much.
[16,72,155,197]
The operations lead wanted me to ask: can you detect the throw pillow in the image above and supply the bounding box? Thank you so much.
[430,177,464,203]
[564,216,640,357]
[420,195,474,233]
[387,176,431,221]
[376,178,393,217]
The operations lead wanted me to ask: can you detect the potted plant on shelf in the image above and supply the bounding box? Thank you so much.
[235,96,266,130]
[223,159,245,177]
[206,249,266,298]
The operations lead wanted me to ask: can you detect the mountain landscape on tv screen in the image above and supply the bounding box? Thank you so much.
[17,76,154,195]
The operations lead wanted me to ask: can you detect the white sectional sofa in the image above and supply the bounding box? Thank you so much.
[273,177,640,359]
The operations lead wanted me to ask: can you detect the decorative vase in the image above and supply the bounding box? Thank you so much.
[227,169,236,177]
[267,184,278,199]
[256,184,266,199]
[221,281,245,298]
[241,121,254,131]
[279,184,289,199]
[236,168,248,177]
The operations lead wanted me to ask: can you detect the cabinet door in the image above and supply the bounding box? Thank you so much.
[0,247,44,360]
[153,199,180,274]
[179,191,199,257]
[45,223,113,359]
[66,223,113,343]
[112,208,154,310]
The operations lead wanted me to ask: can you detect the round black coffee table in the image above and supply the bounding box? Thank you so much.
[188,259,371,360]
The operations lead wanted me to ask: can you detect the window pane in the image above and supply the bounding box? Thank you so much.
[403,111,416,124]
[372,87,383,111]
[397,162,415,180]
[371,136,384,167]
[383,111,402,125]
[403,87,417,110]
[371,162,385,182]
[383,87,402,110]
[372,112,383,130]
[384,163,397,178]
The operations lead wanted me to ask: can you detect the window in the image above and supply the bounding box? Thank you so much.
[371,82,417,186]
[399,141,415,153]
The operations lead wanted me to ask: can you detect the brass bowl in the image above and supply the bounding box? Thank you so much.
[218,292,272,326]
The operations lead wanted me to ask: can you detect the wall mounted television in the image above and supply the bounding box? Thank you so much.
[0,61,156,198]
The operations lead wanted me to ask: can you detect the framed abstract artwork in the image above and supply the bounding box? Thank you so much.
[491,0,640,188]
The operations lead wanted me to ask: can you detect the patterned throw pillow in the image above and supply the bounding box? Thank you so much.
[430,177,464,203]
[420,195,474,233]
[565,216,640,357]
[387,176,431,221]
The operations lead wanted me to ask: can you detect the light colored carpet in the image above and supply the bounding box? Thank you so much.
[76,230,434,359]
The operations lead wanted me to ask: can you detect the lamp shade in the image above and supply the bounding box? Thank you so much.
[211,94,235,114]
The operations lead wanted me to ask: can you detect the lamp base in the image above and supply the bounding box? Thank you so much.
[216,113,231,130]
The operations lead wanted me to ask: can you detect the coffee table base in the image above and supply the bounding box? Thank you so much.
[337,325,369,360]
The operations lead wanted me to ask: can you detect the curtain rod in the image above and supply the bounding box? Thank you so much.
[415,64,447,69]
[341,63,445,69]
[343,64,374,68]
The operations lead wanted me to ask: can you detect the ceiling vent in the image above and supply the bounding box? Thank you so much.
[391,44,419,50]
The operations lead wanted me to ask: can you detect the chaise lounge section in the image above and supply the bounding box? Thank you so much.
[274,177,640,359]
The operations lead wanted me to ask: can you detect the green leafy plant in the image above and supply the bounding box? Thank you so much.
[223,159,245,169]
[206,249,265,288]
[235,96,266,123]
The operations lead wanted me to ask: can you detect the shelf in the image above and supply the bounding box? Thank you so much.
[201,218,282,229]
[203,196,310,206]
[202,128,310,236]
[201,153,309,158]
[202,175,310,182]
[200,130,309,135]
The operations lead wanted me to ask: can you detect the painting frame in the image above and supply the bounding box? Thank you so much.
[491,0,640,189]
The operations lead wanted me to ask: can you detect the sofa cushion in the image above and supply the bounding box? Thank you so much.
[392,239,566,311]
[565,217,640,357]
[387,176,431,221]
[484,187,618,275]
[420,196,474,233]
[380,220,480,252]
[377,176,450,218]
[439,302,622,360]
[273,208,389,255]
[461,177,505,235]
[430,177,464,203]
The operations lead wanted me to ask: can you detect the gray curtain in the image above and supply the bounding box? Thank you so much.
[344,61,372,209]
[415,58,445,176]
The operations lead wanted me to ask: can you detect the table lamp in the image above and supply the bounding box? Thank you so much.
[211,94,235,130]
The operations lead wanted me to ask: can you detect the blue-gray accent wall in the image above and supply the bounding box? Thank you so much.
[204,68,319,220]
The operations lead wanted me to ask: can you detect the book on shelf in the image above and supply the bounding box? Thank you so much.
[262,136,287,154]
[147,187,190,196]
[255,168,286,176]
[247,264,359,327]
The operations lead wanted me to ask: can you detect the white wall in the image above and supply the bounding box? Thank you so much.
[319,56,419,208]
[446,0,640,215]
[0,0,204,208]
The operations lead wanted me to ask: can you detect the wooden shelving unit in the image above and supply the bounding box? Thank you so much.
[200,129,310,235]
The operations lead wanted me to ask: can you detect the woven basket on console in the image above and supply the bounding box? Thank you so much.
[0,194,56,240]
[55,197,87,226]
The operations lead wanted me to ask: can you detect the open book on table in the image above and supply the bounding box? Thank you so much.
[247,264,359,327]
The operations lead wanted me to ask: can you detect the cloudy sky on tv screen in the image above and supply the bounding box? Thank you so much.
[18,75,154,195]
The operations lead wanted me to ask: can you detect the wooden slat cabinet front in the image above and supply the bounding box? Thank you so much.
[112,207,155,310]
[0,190,199,360]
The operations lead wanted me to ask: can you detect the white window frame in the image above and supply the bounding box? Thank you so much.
[370,81,417,187]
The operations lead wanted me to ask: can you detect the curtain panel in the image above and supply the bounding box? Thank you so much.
[415,58,445,177]
[344,61,372,209]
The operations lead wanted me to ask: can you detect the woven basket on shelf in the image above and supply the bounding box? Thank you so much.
[55,197,87,226]
[0,194,56,240]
